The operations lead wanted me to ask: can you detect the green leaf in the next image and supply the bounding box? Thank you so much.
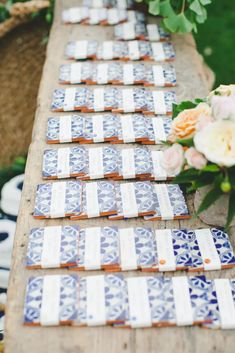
[190,0,204,15]
[196,6,207,23]
[196,185,223,215]
[149,0,160,15]
[175,138,194,147]
[172,101,197,118]
[225,190,235,229]
[201,164,220,173]
[159,0,175,17]
[199,0,211,5]
[164,12,194,33]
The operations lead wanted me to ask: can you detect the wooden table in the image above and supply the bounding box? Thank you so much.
[5,0,235,352]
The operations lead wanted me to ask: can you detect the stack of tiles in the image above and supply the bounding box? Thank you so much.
[24,0,235,335]
[33,180,189,220]
[114,23,170,41]
[62,7,145,25]
[26,226,235,272]
[51,87,175,115]
[42,146,175,181]
[65,40,175,62]
[59,62,176,87]
[24,274,235,329]
[46,114,172,145]
[82,0,134,9]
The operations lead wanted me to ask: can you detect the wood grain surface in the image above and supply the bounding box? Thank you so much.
[4,0,235,352]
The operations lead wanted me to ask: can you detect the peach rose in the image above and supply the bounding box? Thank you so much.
[171,103,212,140]
[185,147,207,170]
[162,143,185,176]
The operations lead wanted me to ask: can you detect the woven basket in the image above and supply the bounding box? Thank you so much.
[0,18,49,166]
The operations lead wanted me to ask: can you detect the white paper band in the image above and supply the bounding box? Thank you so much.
[63,88,76,111]
[121,148,135,179]
[154,184,174,220]
[123,64,134,85]
[120,115,135,142]
[94,88,104,112]
[128,41,140,60]
[119,228,138,270]
[92,114,104,142]
[195,229,221,270]
[151,42,165,61]
[155,229,175,271]
[68,8,81,23]
[153,91,167,115]
[86,182,100,218]
[93,0,103,7]
[102,41,113,60]
[50,182,66,218]
[120,183,138,218]
[88,148,104,179]
[127,277,151,328]
[107,8,119,24]
[151,151,167,180]
[147,24,160,41]
[152,117,166,143]
[89,8,100,24]
[117,0,127,8]
[122,89,134,112]
[40,275,60,326]
[74,40,88,60]
[57,147,70,179]
[41,226,62,268]
[86,275,106,326]
[127,10,136,23]
[84,227,101,270]
[97,64,108,84]
[123,22,135,40]
[70,63,82,84]
[172,277,193,326]
[59,115,72,143]
[214,279,235,329]
[152,65,165,86]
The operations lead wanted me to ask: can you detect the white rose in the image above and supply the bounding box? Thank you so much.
[194,120,235,167]
[211,95,235,122]
[208,84,235,99]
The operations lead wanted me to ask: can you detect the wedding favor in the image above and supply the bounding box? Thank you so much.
[62,7,145,25]
[114,23,170,41]
[59,62,176,87]
[51,87,176,115]
[65,40,175,62]
[83,0,134,9]
[46,114,171,145]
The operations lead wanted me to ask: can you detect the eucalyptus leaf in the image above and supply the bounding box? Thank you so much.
[190,0,204,15]
[196,185,223,215]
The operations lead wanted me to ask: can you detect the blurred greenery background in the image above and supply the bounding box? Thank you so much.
[194,0,235,87]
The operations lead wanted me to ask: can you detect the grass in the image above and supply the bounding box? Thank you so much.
[194,0,235,88]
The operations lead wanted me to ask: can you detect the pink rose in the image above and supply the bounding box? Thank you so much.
[185,147,207,170]
[162,144,185,175]
[211,95,235,122]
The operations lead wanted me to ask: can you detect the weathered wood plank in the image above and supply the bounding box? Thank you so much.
[4,0,235,352]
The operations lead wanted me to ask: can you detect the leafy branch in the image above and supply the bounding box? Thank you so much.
[136,0,212,33]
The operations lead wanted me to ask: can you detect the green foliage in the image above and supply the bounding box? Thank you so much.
[172,98,204,118]
[136,0,212,33]
[0,156,26,192]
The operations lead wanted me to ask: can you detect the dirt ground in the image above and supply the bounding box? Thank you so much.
[0,18,49,165]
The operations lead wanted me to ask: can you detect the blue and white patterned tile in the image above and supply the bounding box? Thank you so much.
[33,181,82,219]
[26,226,79,268]
[24,275,79,325]
[77,274,129,325]
[77,226,120,269]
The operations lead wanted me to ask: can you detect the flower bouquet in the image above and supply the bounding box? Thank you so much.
[162,84,235,228]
